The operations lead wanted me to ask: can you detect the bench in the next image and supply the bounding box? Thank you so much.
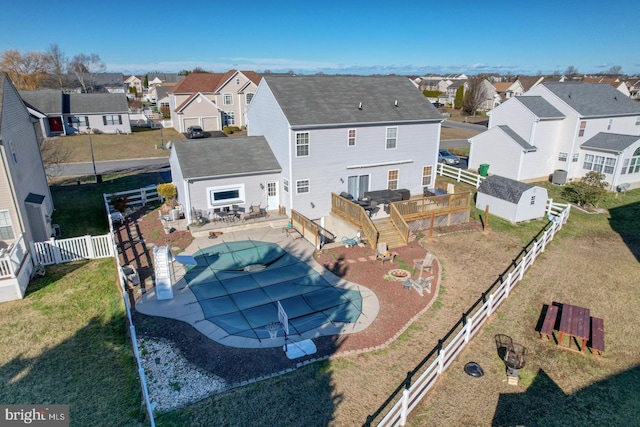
[590,317,605,357]
[540,305,558,340]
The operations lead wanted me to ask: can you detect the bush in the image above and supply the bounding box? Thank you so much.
[562,171,608,208]
[157,183,177,207]
[223,126,241,134]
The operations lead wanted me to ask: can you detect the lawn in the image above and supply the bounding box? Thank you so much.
[0,259,145,426]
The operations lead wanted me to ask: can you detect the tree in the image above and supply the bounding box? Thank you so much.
[43,44,68,89]
[462,76,489,115]
[157,183,177,210]
[606,65,622,75]
[562,171,608,208]
[143,74,149,88]
[0,49,47,90]
[40,138,72,180]
[454,85,464,109]
[68,53,105,93]
[564,65,579,77]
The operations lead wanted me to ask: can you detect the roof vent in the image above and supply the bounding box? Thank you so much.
[394,100,398,107]
[358,102,363,110]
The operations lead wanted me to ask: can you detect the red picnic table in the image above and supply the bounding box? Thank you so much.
[557,303,590,353]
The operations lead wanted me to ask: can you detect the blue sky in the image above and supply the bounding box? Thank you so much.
[1,1,638,76]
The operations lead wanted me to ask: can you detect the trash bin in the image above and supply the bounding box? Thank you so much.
[479,164,490,177]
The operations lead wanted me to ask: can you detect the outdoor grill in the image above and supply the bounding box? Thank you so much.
[495,334,527,385]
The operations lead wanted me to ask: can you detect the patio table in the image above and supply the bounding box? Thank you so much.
[557,303,591,353]
[363,189,402,205]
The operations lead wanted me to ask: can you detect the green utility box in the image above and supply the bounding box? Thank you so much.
[479,164,490,177]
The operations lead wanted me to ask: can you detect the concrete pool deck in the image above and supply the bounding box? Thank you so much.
[135,224,380,349]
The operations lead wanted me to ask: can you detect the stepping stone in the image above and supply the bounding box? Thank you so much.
[357,257,368,262]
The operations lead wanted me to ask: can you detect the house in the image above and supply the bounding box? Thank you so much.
[469,82,640,189]
[476,175,548,223]
[493,80,525,103]
[0,72,54,301]
[19,90,131,135]
[170,136,281,223]
[65,72,125,94]
[147,73,184,87]
[246,74,443,220]
[124,75,143,96]
[167,70,261,134]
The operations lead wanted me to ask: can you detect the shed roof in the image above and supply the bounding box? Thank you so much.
[580,132,640,154]
[173,136,281,179]
[263,75,443,127]
[477,175,535,204]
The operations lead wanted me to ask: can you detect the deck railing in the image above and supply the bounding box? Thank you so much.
[0,234,28,279]
[330,193,378,249]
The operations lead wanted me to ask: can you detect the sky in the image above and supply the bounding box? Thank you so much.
[1,0,638,77]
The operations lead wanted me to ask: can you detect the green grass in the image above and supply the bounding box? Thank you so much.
[0,259,145,426]
[50,172,168,237]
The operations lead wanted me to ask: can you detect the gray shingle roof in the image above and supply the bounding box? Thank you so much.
[580,132,640,154]
[497,125,537,152]
[173,136,281,179]
[263,75,443,127]
[68,93,128,113]
[477,175,534,203]
[19,90,62,114]
[542,82,640,117]
[516,96,565,120]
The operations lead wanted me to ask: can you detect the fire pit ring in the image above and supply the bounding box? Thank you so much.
[387,269,411,281]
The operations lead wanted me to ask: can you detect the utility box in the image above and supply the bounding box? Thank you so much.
[552,169,567,185]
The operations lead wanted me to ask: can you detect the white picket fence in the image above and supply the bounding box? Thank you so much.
[29,235,114,266]
[374,203,571,426]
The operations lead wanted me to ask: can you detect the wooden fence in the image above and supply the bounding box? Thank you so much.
[29,235,114,266]
[366,203,571,426]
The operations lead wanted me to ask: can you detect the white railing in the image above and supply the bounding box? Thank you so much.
[0,234,28,278]
[30,235,114,266]
[373,203,570,426]
[104,185,162,213]
[437,163,485,188]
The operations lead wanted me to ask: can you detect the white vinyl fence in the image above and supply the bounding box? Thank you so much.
[30,235,114,266]
[373,203,570,426]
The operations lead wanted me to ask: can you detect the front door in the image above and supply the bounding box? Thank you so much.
[266,181,278,212]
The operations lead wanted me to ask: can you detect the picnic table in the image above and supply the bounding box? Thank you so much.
[557,303,590,353]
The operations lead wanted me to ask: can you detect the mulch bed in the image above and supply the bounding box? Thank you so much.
[118,207,477,385]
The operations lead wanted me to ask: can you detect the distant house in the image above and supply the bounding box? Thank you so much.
[170,137,281,219]
[476,175,548,223]
[124,75,143,96]
[19,90,131,135]
[167,70,261,134]
[147,73,184,87]
[493,80,525,103]
[469,82,640,189]
[0,72,54,301]
[247,75,443,220]
[66,72,125,94]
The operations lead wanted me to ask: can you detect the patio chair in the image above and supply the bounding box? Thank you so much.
[376,242,396,264]
[414,252,435,276]
[409,276,433,296]
[242,204,266,221]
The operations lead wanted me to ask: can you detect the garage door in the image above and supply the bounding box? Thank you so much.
[182,118,199,132]
[202,116,219,132]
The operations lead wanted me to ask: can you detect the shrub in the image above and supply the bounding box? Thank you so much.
[562,171,608,208]
[157,183,177,207]
[222,126,241,134]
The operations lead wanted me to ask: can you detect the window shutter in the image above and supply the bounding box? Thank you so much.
[103,116,107,126]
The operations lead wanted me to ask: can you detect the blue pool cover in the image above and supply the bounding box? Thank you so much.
[185,240,363,341]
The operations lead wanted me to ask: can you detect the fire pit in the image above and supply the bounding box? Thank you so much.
[386,269,411,281]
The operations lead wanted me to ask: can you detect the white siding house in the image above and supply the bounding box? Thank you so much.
[246,75,444,220]
[470,82,640,189]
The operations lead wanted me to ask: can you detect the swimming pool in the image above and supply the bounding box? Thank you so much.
[184,240,364,342]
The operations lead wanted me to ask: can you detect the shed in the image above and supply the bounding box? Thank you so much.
[476,175,547,223]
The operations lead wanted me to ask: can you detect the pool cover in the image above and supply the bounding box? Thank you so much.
[185,240,363,341]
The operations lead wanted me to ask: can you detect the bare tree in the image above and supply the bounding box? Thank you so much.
[564,65,579,77]
[68,53,105,92]
[0,49,47,90]
[606,65,622,76]
[462,76,490,115]
[43,44,68,89]
[40,138,72,180]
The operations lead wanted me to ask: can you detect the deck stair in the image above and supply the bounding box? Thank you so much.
[374,218,408,249]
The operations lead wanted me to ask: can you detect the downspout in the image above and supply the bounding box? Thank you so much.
[288,129,293,215]
[184,179,192,224]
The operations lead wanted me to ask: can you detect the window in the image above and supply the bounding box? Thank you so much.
[572,153,579,162]
[267,182,276,197]
[223,112,235,126]
[530,196,536,205]
[296,179,310,194]
[348,129,356,146]
[583,154,594,170]
[387,169,398,190]
[208,185,245,207]
[103,115,122,125]
[622,148,640,174]
[8,141,17,163]
[604,158,616,174]
[422,166,433,186]
[593,156,605,173]
[223,93,233,105]
[636,117,640,126]
[246,93,254,104]
[578,121,586,137]
[296,132,309,157]
[67,116,88,127]
[0,210,15,240]
[607,119,612,131]
[386,127,398,149]
[558,152,568,162]
[283,178,289,193]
